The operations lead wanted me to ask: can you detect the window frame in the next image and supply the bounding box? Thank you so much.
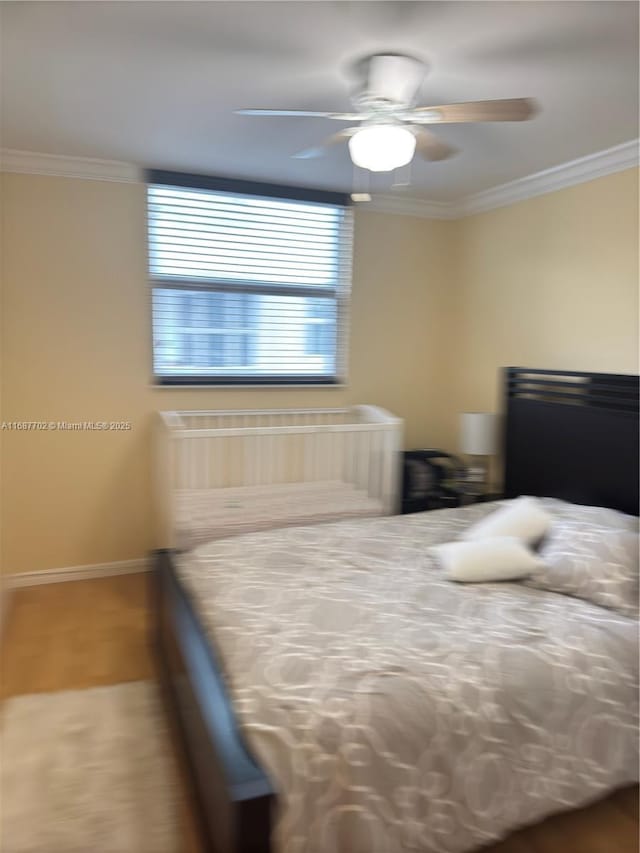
[147,170,353,387]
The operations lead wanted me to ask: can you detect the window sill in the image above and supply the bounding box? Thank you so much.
[149,382,348,390]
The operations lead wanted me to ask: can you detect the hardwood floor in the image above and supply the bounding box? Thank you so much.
[1,573,153,698]
[1,572,637,853]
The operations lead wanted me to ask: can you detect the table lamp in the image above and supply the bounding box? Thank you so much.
[460,412,499,494]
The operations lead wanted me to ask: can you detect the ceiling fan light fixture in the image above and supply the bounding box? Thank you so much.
[348,125,417,172]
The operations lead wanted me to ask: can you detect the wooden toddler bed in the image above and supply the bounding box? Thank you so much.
[155,405,403,549]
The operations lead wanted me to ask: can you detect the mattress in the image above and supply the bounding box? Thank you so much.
[174,480,385,549]
[176,500,639,853]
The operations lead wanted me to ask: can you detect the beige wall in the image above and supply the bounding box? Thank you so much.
[0,172,455,573]
[1,167,638,574]
[452,168,639,421]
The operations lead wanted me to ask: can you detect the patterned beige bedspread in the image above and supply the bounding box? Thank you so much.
[176,501,639,853]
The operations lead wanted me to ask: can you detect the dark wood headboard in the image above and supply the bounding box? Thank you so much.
[503,367,639,516]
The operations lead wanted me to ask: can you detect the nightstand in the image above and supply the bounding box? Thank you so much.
[401,491,461,515]
[399,448,503,515]
[400,450,465,515]
[459,492,504,506]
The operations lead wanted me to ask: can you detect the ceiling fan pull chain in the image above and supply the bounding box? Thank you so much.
[352,162,370,196]
[392,160,412,188]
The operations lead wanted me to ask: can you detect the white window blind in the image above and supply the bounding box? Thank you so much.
[148,175,353,385]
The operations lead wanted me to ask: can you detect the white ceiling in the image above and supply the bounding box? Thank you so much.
[1,1,638,202]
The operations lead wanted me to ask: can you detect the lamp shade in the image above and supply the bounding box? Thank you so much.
[460,412,499,456]
[348,125,417,172]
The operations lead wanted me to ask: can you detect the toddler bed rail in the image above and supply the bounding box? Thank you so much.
[155,405,403,548]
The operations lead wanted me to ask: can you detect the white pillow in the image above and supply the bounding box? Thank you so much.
[462,496,551,546]
[432,537,544,583]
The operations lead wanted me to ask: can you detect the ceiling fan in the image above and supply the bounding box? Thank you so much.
[236,53,538,172]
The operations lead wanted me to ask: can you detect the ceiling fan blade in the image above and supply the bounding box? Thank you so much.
[413,129,458,162]
[292,129,359,159]
[409,98,537,124]
[236,109,362,120]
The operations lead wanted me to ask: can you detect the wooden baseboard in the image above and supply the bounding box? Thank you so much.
[5,558,149,589]
[0,583,12,643]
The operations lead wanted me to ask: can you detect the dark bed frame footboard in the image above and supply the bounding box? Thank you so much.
[151,549,276,853]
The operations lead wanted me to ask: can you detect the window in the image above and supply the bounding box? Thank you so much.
[147,172,353,385]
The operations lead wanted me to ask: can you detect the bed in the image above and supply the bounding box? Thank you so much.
[151,367,639,853]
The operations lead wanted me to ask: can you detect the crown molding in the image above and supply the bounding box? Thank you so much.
[0,149,140,182]
[455,138,639,217]
[1,139,637,218]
